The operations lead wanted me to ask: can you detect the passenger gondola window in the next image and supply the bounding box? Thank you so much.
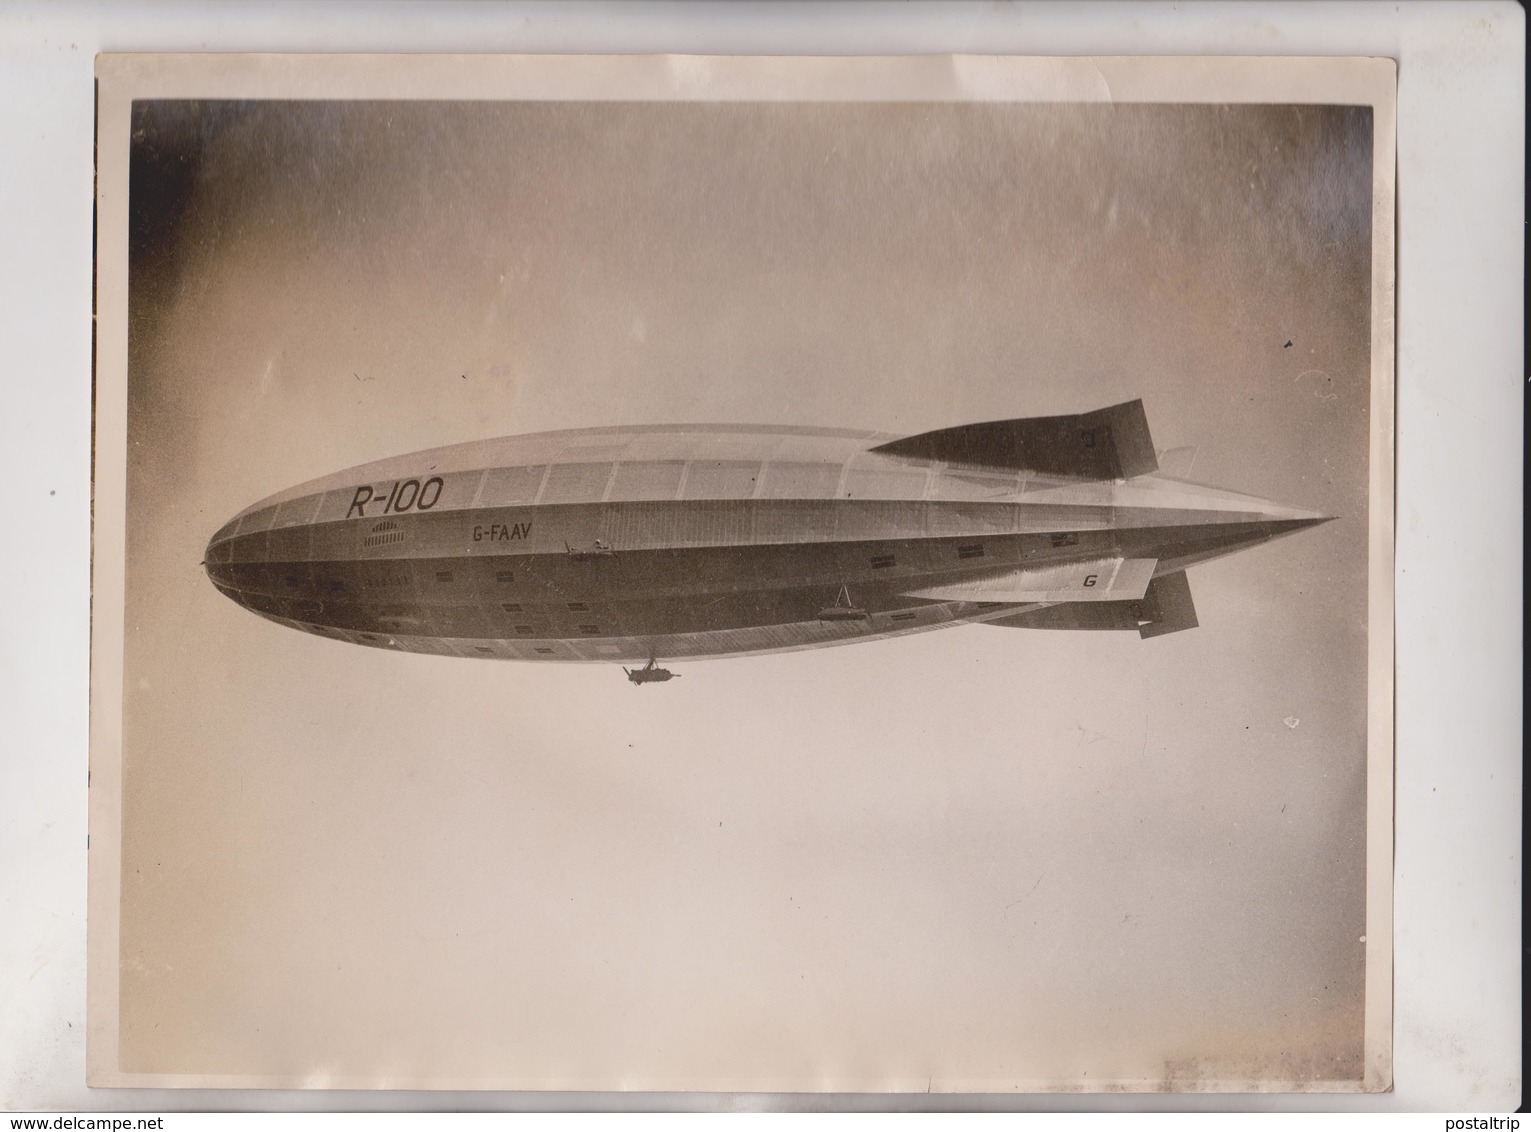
[958,544,985,559]
[870,555,896,569]
[579,624,600,634]
[496,570,515,583]
[436,570,454,583]
[567,602,589,611]
[502,603,523,612]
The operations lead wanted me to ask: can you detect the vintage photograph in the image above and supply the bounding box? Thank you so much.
[90,56,1395,1092]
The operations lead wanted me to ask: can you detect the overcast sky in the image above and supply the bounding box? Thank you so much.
[119,97,1374,1088]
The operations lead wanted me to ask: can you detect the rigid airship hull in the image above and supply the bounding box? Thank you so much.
[203,403,1329,664]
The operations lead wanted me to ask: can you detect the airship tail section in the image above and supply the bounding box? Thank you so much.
[982,570,1199,638]
[869,399,1159,480]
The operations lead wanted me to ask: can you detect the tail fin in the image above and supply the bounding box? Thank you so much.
[870,399,1158,479]
[982,570,1199,638]
[1134,570,1198,638]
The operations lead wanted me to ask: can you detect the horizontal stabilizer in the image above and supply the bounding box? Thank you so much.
[905,556,1157,604]
[871,399,1158,479]
[982,570,1199,638]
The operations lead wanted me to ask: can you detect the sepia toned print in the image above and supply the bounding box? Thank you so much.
[91,56,1395,1092]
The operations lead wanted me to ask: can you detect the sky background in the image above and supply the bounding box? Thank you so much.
[119,98,1374,1088]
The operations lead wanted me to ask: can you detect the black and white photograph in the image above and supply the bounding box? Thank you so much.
[88,54,1396,1092]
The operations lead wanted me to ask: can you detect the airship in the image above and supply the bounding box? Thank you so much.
[203,400,1330,677]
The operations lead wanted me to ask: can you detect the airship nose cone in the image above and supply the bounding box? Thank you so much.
[202,515,242,596]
